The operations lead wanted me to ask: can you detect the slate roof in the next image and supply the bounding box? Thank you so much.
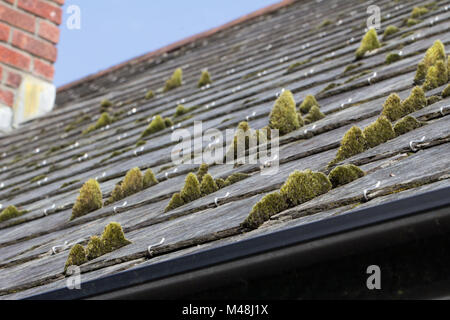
[0,0,449,299]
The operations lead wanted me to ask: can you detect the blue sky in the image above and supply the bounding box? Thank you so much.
[55,0,278,87]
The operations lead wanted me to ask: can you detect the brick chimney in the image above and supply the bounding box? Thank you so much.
[0,0,64,132]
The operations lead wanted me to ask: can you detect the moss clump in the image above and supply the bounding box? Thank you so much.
[299,94,319,114]
[141,115,166,138]
[64,244,87,273]
[269,90,300,135]
[174,104,187,117]
[121,168,144,197]
[100,99,113,113]
[318,19,333,29]
[0,205,26,223]
[304,105,325,124]
[198,70,212,88]
[415,40,446,83]
[196,163,209,183]
[381,93,404,122]
[411,6,429,19]
[163,68,183,92]
[287,59,311,73]
[215,178,226,189]
[242,192,288,229]
[442,84,450,98]
[386,53,401,64]
[30,175,47,183]
[355,28,381,59]
[394,116,422,136]
[328,164,365,188]
[427,95,441,105]
[164,193,184,212]
[180,173,201,203]
[101,222,131,253]
[363,116,396,149]
[383,25,399,38]
[83,112,113,135]
[105,183,124,205]
[145,90,154,100]
[226,121,255,160]
[406,18,420,27]
[164,117,173,128]
[136,140,146,147]
[402,86,427,114]
[86,236,105,260]
[71,179,103,220]
[224,172,249,186]
[200,174,219,195]
[423,60,448,91]
[280,170,332,207]
[331,126,367,165]
[143,169,158,188]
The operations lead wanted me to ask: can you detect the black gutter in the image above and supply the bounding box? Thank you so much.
[27,186,450,300]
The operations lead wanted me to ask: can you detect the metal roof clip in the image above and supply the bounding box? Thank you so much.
[363,181,381,201]
[215,192,231,207]
[409,136,426,152]
[148,238,165,256]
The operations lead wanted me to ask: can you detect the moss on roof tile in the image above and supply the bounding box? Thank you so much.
[355,28,381,59]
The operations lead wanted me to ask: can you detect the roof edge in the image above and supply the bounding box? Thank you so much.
[57,0,294,93]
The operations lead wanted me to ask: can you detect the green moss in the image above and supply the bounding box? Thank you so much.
[427,95,442,105]
[164,193,184,212]
[136,140,146,147]
[143,169,158,188]
[105,183,124,205]
[280,169,331,207]
[331,126,367,165]
[299,94,319,114]
[180,173,201,203]
[269,90,300,135]
[381,93,404,122]
[297,113,305,127]
[442,84,450,97]
[86,236,105,260]
[320,83,340,93]
[328,164,365,188]
[164,117,173,127]
[424,60,448,91]
[406,18,420,27]
[215,178,226,189]
[355,28,381,59]
[383,25,399,38]
[224,172,250,186]
[65,115,91,132]
[30,175,47,183]
[82,112,113,135]
[198,70,212,88]
[141,115,166,138]
[386,53,401,64]
[363,116,396,149]
[287,59,311,73]
[163,68,183,92]
[196,163,209,183]
[145,90,154,100]
[411,6,429,18]
[304,105,325,124]
[101,222,131,253]
[226,121,254,160]
[100,99,112,108]
[200,174,219,195]
[71,179,103,220]
[402,86,427,113]
[415,40,446,83]
[318,19,333,29]
[61,180,81,189]
[121,167,144,197]
[343,63,363,74]
[174,104,187,117]
[0,205,27,223]
[64,244,87,273]
[242,192,288,229]
[394,116,422,136]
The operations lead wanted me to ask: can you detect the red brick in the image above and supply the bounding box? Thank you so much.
[4,0,14,4]
[0,44,31,70]
[38,20,59,43]
[33,58,54,80]
[0,65,3,81]
[12,30,57,62]
[51,0,65,5]
[6,71,22,88]
[0,22,10,42]
[0,88,14,107]
[18,0,62,25]
[0,3,36,33]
